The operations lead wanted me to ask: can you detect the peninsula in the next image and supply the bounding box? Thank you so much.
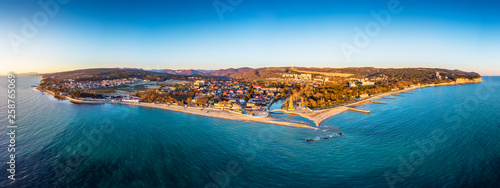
[36,67,482,128]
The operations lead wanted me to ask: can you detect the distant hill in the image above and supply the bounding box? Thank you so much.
[148,67,253,77]
[228,67,481,80]
[229,67,293,80]
[40,67,481,82]
[16,72,40,76]
[41,68,193,81]
[209,67,253,77]
[150,69,215,75]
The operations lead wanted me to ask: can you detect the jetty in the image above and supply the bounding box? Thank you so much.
[347,107,370,113]
[371,101,388,104]
[402,92,414,94]
[382,97,396,99]
[392,94,405,97]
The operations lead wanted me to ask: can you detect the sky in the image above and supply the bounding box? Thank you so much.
[1,0,499,75]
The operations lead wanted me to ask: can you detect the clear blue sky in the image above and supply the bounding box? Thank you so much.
[1,0,499,75]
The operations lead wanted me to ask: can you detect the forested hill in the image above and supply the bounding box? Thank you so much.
[228,67,480,80]
[369,68,481,80]
[41,68,196,81]
[41,67,480,82]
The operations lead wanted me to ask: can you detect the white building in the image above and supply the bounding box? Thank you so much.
[194,80,205,86]
[359,93,370,98]
[361,81,375,86]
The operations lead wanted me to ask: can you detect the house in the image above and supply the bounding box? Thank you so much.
[230,103,242,111]
[262,87,278,92]
[236,89,243,94]
[252,85,262,90]
[245,102,260,110]
[214,102,231,110]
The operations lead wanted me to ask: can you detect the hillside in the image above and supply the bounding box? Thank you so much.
[148,67,253,77]
[228,67,290,80]
[210,67,253,77]
[369,68,481,80]
[150,69,215,75]
[16,72,40,76]
[41,67,481,83]
[229,67,480,81]
[41,68,193,81]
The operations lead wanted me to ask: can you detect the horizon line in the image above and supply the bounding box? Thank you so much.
[3,66,499,76]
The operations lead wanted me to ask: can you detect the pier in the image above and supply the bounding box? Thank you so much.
[347,107,371,113]
[392,94,405,97]
[402,92,414,94]
[371,101,388,104]
[382,97,397,99]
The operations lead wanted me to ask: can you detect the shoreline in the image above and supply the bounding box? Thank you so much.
[276,80,482,126]
[272,86,424,126]
[119,102,316,129]
[37,79,482,129]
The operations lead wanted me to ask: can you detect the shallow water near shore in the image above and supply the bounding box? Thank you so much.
[1,76,499,187]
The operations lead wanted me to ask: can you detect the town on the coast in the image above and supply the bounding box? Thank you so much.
[36,67,482,127]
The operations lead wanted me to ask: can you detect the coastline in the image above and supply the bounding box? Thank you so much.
[276,78,482,126]
[36,78,483,128]
[119,102,316,129]
[272,86,425,126]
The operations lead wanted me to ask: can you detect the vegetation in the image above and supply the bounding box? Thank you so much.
[282,83,391,109]
[135,89,210,106]
[41,68,195,82]
[37,67,481,110]
[230,67,480,81]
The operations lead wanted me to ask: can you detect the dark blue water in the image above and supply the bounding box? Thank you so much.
[1,76,499,187]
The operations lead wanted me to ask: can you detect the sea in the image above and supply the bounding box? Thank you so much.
[0,76,499,188]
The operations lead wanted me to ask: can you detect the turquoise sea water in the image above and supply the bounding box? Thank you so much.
[1,76,499,187]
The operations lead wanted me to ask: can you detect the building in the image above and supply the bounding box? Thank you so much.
[361,81,375,86]
[122,97,140,103]
[435,72,441,79]
[194,80,205,86]
[349,82,357,87]
[262,87,278,92]
[359,93,370,98]
[253,85,262,90]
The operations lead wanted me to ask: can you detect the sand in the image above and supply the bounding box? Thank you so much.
[119,102,316,129]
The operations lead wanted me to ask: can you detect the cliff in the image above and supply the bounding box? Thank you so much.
[455,77,482,84]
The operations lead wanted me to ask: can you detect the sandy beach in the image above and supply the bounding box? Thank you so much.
[40,80,478,128]
[121,86,423,129]
[275,86,425,126]
[119,102,317,129]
